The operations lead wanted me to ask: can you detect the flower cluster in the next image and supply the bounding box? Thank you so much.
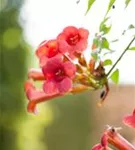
[25,26,109,114]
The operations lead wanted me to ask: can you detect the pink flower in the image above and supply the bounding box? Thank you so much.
[57,26,89,58]
[91,144,103,150]
[91,133,108,150]
[28,68,45,81]
[42,54,76,94]
[123,109,135,128]
[36,40,60,67]
[24,81,60,114]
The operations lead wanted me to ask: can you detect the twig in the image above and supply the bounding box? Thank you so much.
[107,36,135,77]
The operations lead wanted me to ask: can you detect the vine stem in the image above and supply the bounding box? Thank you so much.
[107,36,135,77]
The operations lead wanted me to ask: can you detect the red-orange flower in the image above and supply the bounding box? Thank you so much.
[36,40,60,67]
[24,81,60,114]
[42,54,76,94]
[123,109,135,128]
[57,26,89,58]
[91,144,103,150]
[91,133,108,150]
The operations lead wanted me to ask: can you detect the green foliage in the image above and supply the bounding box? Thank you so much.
[100,17,111,35]
[93,38,100,48]
[85,0,96,14]
[128,24,135,29]
[103,59,112,66]
[129,47,135,50]
[110,69,119,84]
[91,52,98,61]
[125,0,131,8]
[101,37,110,50]
[106,0,116,15]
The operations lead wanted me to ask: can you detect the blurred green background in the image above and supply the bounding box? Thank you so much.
[0,1,134,150]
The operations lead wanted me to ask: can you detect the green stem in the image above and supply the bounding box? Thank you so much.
[107,36,135,77]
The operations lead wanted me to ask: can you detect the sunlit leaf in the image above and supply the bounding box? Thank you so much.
[129,47,135,50]
[100,17,109,26]
[85,0,96,15]
[100,17,111,35]
[106,0,116,15]
[128,24,135,29]
[103,59,112,66]
[110,69,119,84]
[101,25,111,35]
[91,52,98,61]
[101,38,110,50]
[92,38,100,49]
[125,0,131,8]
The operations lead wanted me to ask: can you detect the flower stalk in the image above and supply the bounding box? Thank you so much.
[107,36,135,77]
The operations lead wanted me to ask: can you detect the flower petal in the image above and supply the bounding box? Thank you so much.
[36,39,59,59]
[24,81,47,114]
[38,40,47,47]
[43,80,58,94]
[42,54,63,79]
[46,40,59,57]
[78,28,89,39]
[36,44,48,58]
[74,40,88,53]
[28,68,45,80]
[91,144,102,150]
[101,134,108,147]
[27,101,38,115]
[24,81,60,114]
[39,55,48,67]
[63,61,76,78]
[24,81,46,101]
[123,114,135,128]
[58,77,72,94]
[58,39,71,54]
[63,26,78,37]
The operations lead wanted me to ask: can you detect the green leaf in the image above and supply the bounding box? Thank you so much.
[91,52,98,61]
[93,38,100,47]
[92,38,102,50]
[106,0,116,15]
[100,17,111,35]
[103,59,112,66]
[125,0,131,8]
[110,69,119,84]
[100,17,109,27]
[101,25,112,35]
[128,24,135,29]
[101,38,110,50]
[85,0,96,15]
[129,47,135,50]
